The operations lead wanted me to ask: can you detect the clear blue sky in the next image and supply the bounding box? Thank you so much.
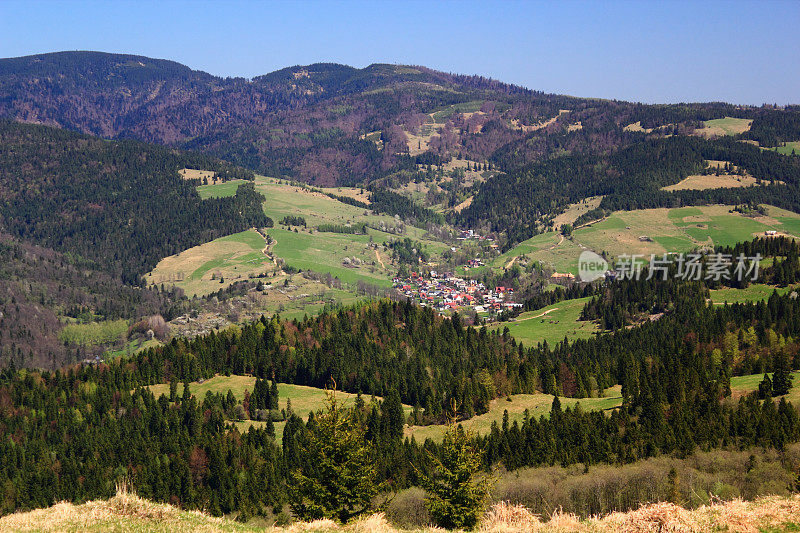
[1,0,798,105]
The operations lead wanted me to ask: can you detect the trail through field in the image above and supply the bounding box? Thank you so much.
[549,234,565,250]
[505,256,518,269]
[374,249,386,269]
[514,308,558,322]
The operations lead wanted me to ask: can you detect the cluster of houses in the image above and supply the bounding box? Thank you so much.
[393,271,522,317]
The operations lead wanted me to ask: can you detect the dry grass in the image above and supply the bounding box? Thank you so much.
[3,489,799,533]
[179,168,219,183]
[662,173,759,191]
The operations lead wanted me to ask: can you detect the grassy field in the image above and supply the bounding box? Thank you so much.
[696,117,752,137]
[105,337,162,359]
[59,319,129,346]
[484,297,599,348]
[147,229,272,297]
[266,227,393,287]
[149,375,412,443]
[406,385,622,442]
[5,488,799,533]
[195,179,248,199]
[710,283,799,304]
[773,141,800,155]
[662,173,758,191]
[575,204,800,260]
[729,371,800,406]
[473,232,584,276]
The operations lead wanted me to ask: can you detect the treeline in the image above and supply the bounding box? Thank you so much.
[0,121,271,283]
[279,215,306,227]
[316,222,367,234]
[463,134,800,249]
[369,189,445,226]
[742,109,800,147]
[0,233,183,369]
[1,288,800,518]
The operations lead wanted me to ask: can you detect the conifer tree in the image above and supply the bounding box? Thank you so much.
[418,424,491,530]
[287,389,384,523]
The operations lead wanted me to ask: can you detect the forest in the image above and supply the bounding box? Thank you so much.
[0,120,269,284]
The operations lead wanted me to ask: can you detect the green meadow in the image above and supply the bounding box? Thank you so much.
[195,179,248,199]
[406,385,623,442]
[485,297,599,348]
[710,283,799,305]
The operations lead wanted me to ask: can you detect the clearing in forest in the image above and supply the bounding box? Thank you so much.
[406,385,623,441]
[694,117,752,137]
[484,297,599,348]
[147,229,273,297]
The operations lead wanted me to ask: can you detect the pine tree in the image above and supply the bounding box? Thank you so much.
[287,390,385,523]
[773,353,794,396]
[418,424,491,530]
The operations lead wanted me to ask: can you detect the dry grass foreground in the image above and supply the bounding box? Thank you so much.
[2,485,799,533]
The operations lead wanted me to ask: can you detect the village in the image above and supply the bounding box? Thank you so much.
[392,270,522,319]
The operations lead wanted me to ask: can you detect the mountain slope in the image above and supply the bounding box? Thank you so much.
[0,120,269,283]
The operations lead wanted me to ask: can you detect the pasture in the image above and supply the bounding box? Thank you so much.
[696,117,752,137]
[484,297,599,348]
[59,319,128,346]
[406,385,623,442]
[266,227,393,287]
[573,204,800,260]
[147,229,273,297]
[729,371,800,406]
[662,173,759,191]
[773,141,800,156]
[710,283,799,305]
[195,179,248,199]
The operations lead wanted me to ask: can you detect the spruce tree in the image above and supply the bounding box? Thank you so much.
[287,390,384,523]
[418,424,491,530]
[773,353,794,396]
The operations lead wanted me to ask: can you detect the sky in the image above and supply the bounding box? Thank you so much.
[1,0,798,105]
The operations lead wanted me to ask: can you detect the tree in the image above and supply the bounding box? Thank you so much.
[773,353,794,396]
[287,389,385,523]
[418,424,491,530]
[758,374,773,399]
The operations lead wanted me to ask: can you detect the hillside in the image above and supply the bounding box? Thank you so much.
[3,51,798,191]
[2,487,798,532]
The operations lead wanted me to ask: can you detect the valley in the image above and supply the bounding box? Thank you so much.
[0,45,799,532]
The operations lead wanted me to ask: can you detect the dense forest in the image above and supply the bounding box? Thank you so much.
[3,52,797,190]
[1,274,799,518]
[0,121,270,283]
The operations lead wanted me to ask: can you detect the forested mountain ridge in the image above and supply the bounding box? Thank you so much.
[3,51,797,189]
[0,120,268,369]
[0,120,268,283]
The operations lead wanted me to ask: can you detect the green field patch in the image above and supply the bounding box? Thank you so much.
[406,385,623,442]
[773,141,800,156]
[485,297,598,348]
[668,206,705,222]
[105,337,162,359]
[59,319,129,346]
[700,117,752,136]
[710,284,799,305]
[267,227,392,287]
[729,371,800,406]
[196,179,247,199]
[149,228,271,297]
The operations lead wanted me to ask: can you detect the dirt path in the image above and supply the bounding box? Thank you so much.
[514,308,558,323]
[548,234,565,250]
[505,256,518,269]
[374,249,386,269]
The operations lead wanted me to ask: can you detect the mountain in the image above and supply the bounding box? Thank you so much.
[7,51,795,188]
